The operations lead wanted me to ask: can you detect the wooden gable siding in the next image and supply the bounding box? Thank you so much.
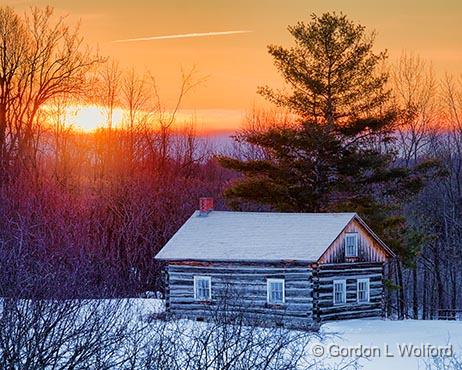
[313,262,384,321]
[318,218,387,264]
[166,262,315,329]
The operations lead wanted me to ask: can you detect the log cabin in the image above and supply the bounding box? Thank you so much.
[155,198,395,329]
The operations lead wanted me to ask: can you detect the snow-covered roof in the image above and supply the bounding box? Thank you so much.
[155,211,359,262]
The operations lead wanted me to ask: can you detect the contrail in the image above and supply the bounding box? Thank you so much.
[113,30,253,43]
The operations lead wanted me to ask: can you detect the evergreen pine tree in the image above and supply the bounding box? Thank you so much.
[218,13,438,317]
[219,12,424,226]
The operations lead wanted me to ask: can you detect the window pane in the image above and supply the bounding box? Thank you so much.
[195,277,210,300]
[268,281,284,304]
[358,280,369,302]
[334,281,345,304]
[345,234,358,257]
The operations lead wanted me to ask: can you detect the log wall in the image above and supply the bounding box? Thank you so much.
[313,262,384,321]
[166,262,315,329]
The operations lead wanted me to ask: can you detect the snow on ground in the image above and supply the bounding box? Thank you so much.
[316,318,462,370]
[139,299,462,370]
[130,297,165,315]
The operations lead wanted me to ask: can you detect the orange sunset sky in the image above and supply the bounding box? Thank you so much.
[4,0,462,132]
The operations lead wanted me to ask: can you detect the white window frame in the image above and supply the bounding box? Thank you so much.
[344,232,359,257]
[333,279,347,305]
[194,276,212,301]
[357,278,370,303]
[267,278,285,304]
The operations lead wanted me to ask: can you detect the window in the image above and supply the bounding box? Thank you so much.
[333,280,346,305]
[357,278,370,303]
[267,279,285,304]
[194,276,211,301]
[345,233,359,257]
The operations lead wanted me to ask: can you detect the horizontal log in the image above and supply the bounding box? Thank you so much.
[316,287,383,298]
[317,262,383,270]
[168,265,313,274]
[170,306,310,316]
[169,284,312,295]
[317,292,382,302]
[169,272,312,279]
[319,308,383,321]
[170,313,316,330]
[168,273,312,282]
[318,302,382,315]
[168,260,313,267]
[169,297,314,308]
[168,279,312,289]
[168,290,314,300]
[171,306,313,319]
[313,280,383,295]
[168,295,314,304]
[169,294,313,304]
[315,290,381,298]
[169,275,313,282]
[316,267,383,275]
[317,273,382,282]
[316,279,382,288]
[317,297,382,308]
[169,295,314,305]
[317,269,382,278]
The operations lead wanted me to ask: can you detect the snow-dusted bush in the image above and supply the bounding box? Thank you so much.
[0,297,354,370]
[0,298,149,369]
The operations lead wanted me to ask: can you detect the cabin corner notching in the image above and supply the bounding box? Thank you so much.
[155,209,394,329]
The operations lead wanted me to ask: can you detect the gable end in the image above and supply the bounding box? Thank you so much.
[317,216,394,264]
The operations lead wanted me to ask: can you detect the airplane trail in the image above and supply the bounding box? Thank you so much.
[113,30,253,43]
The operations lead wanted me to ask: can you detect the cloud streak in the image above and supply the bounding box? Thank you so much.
[113,30,253,43]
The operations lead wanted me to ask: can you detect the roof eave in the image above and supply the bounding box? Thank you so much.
[154,257,316,264]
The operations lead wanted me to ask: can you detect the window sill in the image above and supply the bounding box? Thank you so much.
[345,256,359,262]
[266,303,285,308]
[334,302,370,306]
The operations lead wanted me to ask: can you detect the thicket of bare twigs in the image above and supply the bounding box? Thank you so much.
[0,295,350,370]
[0,5,231,297]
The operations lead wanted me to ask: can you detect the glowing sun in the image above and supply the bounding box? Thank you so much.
[66,105,124,132]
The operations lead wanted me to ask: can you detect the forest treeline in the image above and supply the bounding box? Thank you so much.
[0,6,461,320]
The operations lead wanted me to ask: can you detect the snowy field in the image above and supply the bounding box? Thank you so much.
[317,319,462,370]
[139,299,462,370]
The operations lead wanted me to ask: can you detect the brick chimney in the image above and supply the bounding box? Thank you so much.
[199,197,214,216]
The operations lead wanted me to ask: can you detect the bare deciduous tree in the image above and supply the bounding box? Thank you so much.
[0,6,101,179]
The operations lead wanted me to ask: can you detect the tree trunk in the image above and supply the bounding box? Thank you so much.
[433,244,444,318]
[396,258,406,319]
[412,263,418,319]
[422,267,428,320]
